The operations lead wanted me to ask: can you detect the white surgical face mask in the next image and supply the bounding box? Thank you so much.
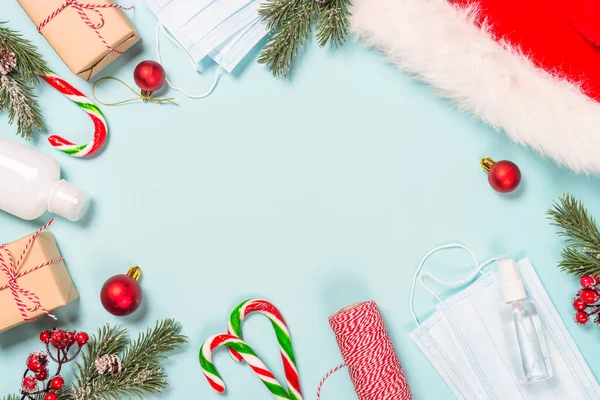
[409,244,600,400]
[145,0,268,96]
[210,16,267,73]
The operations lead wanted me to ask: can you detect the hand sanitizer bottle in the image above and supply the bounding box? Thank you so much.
[0,137,89,221]
[498,255,552,383]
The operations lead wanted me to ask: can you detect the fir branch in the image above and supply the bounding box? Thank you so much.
[0,22,49,84]
[260,0,300,31]
[0,73,45,139]
[547,194,600,277]
[1,395,20,400]
[258,0,318,77]
[316,0,351,47]
[59,319,187,400]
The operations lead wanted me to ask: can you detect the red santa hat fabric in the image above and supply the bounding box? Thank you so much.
[452,0,600,101]
[350,0,600,174]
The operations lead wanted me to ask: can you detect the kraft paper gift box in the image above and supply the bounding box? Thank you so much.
[17,0,140,80]
[0,232,78,333]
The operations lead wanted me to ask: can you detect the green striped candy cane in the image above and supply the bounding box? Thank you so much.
[228,299,302,400]
[199,334,291,400]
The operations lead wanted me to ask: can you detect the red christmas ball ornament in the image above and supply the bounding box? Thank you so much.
[22,376,38,393]
[35,368,49,381]
[45,393,59,400]
[580,275,599,289]
[50,376,65,390]
[575,311,590,325]
[40,330,52,344]
[100,266,143,316]
[573,297,587,311]
[26,352,48,373]
[580,288,600,304]
[50,329,69,349]
[133,60,166,98]
[75,331,89,346]
[481,158,522,193]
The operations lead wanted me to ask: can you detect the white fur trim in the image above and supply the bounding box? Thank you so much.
[351,0,600,174]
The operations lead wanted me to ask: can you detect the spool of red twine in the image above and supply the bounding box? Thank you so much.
[317,301,412,400]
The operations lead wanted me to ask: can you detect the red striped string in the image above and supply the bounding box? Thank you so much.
[36,0,134,55]
[0,219,63,322]
[317,301,412,400]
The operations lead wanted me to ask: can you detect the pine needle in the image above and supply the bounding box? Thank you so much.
[0,22,49,83]
[57,319,187,400]
[258,0,351,77]
[259,0,318,77]
[0,73,46,139]
[547,194,600,277]
[0,22,48,138]
[316,0,351,47]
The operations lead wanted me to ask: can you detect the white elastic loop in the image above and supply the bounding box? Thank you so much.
[409,243,495,326]
[156,23,222,99]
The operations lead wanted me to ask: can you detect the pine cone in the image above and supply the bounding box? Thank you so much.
[0,50,17,75]
[95,354,123,376]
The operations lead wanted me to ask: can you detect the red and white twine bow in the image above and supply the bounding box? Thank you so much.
[37,0,134,55]
[0,219,63,322]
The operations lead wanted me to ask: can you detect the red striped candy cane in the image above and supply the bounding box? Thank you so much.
[199,334,291,399]
[228,299,302,400]
[40,73,108,157]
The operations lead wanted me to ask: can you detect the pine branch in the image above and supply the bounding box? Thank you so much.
[316,0,351,47]
[0,73,46,139]
[0,22,49,83]
[547,194,600,277]
[258,0,318,77]
[59,319,187,400]
[1,395,20,400]
[260,0,300,31]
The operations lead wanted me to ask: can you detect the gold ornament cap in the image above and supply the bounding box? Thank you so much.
[126,266,141,281]
[480,157,496,172]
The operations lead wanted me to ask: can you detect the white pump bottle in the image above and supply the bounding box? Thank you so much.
[0,137,89,221]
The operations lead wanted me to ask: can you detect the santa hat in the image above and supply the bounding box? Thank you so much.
[351,0,600,174]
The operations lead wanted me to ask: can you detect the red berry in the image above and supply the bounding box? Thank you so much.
[44,393,59,400]
[573,297,587,311]
[67,331,76,346]
[75,331,89,346]
[50,329,68,349]
[50,376,65,390]
[26,352,48,373]
[580,289,600,304]
[575,311,590,325]
[35,368,48,381]
[40,330,52,344]
[22,376,38,393]
[580,275,599,289]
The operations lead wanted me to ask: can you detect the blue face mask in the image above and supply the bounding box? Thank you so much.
[409,244,600,400]
[145,0,268,97]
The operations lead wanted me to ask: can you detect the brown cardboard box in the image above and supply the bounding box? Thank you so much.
[0,232,78,333]
[17,0,140,80]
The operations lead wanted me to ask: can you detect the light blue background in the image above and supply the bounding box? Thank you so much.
[1,2,600,399]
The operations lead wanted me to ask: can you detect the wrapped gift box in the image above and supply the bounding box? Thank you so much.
[17,0,140,80]
[0,232,78,333]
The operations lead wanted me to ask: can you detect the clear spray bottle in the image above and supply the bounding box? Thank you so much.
[498,255,552,383]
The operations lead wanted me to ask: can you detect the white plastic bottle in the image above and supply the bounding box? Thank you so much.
[0,137,89,221]
[498,255,552,383]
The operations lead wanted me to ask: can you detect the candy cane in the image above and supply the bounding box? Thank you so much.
[199,334,290,400]
[228,299,302,400]
[40,73,107,157]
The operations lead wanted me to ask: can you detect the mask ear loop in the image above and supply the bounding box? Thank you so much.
[155,23,223,99]
[409,243,495,326]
